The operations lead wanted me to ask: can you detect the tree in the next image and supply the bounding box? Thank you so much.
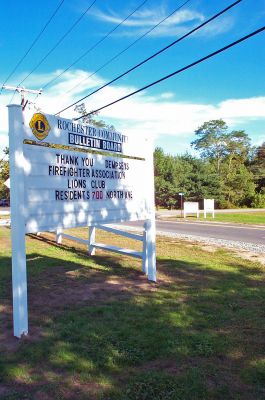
[220,161,255,207]
[154,148,180,208]
[191,119,228,172]
[153,149,221,208]
[225,130,251,169]
[181,155,221,202]
[74,103,116,130]
[250,142,265,193]
[0,147,10,200]
[191,119,256,207]
[191,120,252,174]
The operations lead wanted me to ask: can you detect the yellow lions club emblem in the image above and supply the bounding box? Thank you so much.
[29,113,50,141]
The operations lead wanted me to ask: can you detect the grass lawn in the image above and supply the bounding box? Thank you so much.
[178,212,265,225]
[201,212,265,225]
[0,226,265,399]
[0,214,10,219]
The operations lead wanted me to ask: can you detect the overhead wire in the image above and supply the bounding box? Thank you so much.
[14,0,98,89]
[56,0,243,116]
[74,26,265,120]
[0,0,65,96]
[42,0,149,90]
[63,0,193,96]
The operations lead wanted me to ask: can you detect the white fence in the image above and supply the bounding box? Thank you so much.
[55,222,155,276]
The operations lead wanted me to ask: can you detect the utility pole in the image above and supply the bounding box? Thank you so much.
[1,85,42,110]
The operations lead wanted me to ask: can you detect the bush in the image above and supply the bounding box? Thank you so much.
[215,199,237,209]
[251,194,265,208]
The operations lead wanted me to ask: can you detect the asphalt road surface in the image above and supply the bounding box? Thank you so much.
[1,208,264,246]
[125,220,265,246]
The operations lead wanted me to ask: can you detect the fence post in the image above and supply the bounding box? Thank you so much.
[56,228,63,244]
[145,218,156,282]
[88,226,96,255]
[142,223,148,274]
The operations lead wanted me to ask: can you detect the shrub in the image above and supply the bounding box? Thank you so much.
[251,194,265,208]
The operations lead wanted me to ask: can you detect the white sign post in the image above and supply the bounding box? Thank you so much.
[204,199,215,218]
[8,107,28,337]
[8,105,156,337]
[183,202,199,218]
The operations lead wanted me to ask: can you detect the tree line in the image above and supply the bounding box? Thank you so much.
[0,119,264,209]
[154,119,265,209]
[0,147,9,202]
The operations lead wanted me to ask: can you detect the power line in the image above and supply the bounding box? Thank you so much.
[56,0,243,116]
[42,0,149,90]
[74,26,265,120]
[63,0,193,96]
[0,0,65,95]
[16,0,98,88]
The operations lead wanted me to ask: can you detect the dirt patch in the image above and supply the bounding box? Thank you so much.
[230,248,265,265]
[117,356,261,399]
[0,303,21,352]
[32,380,106,400]
[201,241,265,265]
[28,268,158,314]
[159,235,265,265]
[0,385,11,397]
[138,358,181,374]
[199,244,219,253]
[0,265,160,351]
[33,392,54,400]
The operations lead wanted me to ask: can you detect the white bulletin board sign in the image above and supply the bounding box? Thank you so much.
[7,105,156,338]
[204,199,215,218]
[183,202,199,218]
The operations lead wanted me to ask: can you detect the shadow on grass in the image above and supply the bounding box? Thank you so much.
[0,233,264,399]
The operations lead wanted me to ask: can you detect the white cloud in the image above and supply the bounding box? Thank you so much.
[91,8,204,28]
[0,130,8,153]
[218,97,265,119]
[89,4,234,38]
[0,69,264,156]
[160,92,175,99]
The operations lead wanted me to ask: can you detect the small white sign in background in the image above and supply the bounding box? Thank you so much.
[204,199,215,218]
[183,202,199,218]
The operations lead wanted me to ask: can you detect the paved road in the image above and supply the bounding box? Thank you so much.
[1,208,264,245]
[125,220,265,246]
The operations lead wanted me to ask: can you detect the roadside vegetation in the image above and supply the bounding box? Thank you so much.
[158,211,265,225]
[155,120,265,209]
[199,212,265,225]
[0,226,264,399]
[0,148,9,202]
[171,211,265,225]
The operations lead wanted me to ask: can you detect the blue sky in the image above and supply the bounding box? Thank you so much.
[0,0,264,156]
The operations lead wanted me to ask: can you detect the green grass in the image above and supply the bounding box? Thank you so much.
[180,211,265,225]
[0,214,10,219]
[0,227,265,399]
[201,212,265,225]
